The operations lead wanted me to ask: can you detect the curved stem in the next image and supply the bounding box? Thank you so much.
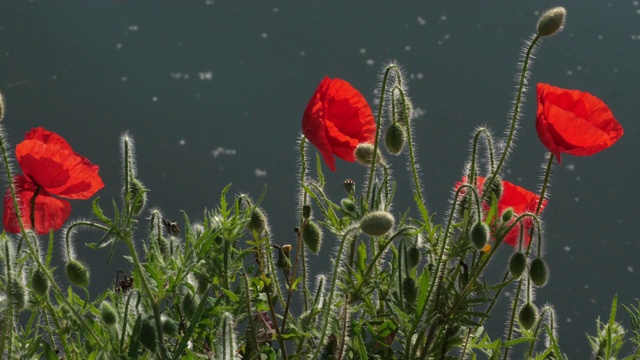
[395,86,425,207]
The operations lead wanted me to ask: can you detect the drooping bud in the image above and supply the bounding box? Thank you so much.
[402,277,417,304]
[162,316,179,336]
[30,268,49,296]
[355,143,383,166]
[343,179,355,195]
[182,292,197,319]
[302,204,311,219]
[65,260,90,288]
[341,198,356,212]
[9,279,26,311]
[529,257,549,287]
[509,252,527,278]
[537,7,567,37]
[302,221,323,254]
[483,176,503,202]
[406,246,421,270]
[360,211,395,236]
[100,301,118,325]
[393,91,413,124]
[501,208,514,223]
[247,207,268,235]
[470,222,489,250]
[277,244,292,270]
[518,302,539,330]
[128,177,148,216]
[140,315,157,352]
[384,122,406,155]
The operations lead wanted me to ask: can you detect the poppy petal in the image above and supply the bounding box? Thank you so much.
[16,127,104,199]
[302,77,376,171]
[3,175,71,235]
[536,83,624,164]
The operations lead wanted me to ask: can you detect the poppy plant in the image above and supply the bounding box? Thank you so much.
[456,177,547,247]
[536,83,624,164]
[302,77,376,171]
[3,127,104,235]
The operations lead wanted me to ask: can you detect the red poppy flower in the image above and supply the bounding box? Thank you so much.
[302,77,376,171]
[536,83,624,164]
[455,177,547,247]
[3,127,104,234]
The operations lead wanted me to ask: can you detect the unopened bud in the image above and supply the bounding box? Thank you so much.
[402,277,417,304]
[501,208,514,222]
[9,279,26,311]
[182,292,197,319]
[509,252,527,278]
[277,244,292,270]
[406,246,421,269]
[341,198,356,212]
[529,257,549,287]
[537,7,566,37]
[483,176,503,202]
[140,315,157,352]
[302,204,311,219]
[31,268,49,296]
[355,143,383,166]
[303,221,323,254]
[65,260,90,288]
[360,211,395,236]
[247,207,268,235]
[128,177,147,216]
[394,92,413,124]
[162,316,179,336]
[518,302,539,331]
[100,301,118,325]
[384,122,406,155]
[470,222,489,250]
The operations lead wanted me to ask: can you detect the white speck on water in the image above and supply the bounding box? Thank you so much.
[116,43,122,50]
[405,45,411,51]
[598,34,604,40]
[179,139,186,146]
[152,96,158,102]
[171,73,186,80]
[566,318,572,323]
[634,0,639,6]
[272,7,279,12]
[198,71,213,81]
[564,246,571,251]
[205,0,214,4]
[576,176,581,181]
[254,169,267,177]
[359,48,367,54]
[261,33,268,39]
[629,266,634,273]
[637,9,640,14]
[584,284,589,289]
[366,59,375,66]
[576,65,583,71]
[127,25,139,32]
[440,15,447,21]
[300,51,305,56]
[410,73,424,80]
[565,164,575,171]
[417,16,426,25]
[566,70,573,76]
[574,197,579,202]
[212,147,236,158]
[121,76,127,82]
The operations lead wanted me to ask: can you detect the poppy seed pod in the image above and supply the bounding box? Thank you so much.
[355,143,383,166]
[384,122,406,155]
[537,7,566,37]
[470,222,490,250]
[343,179,355,195]
[30,268,49,296]
[509,252,527,278]
[65,260,90,288]
[360,211,395,236]
[100,301,117,326]
[529,257,549,287]
[341,198,356,212]
[518,302,539,331]
[303,221,323,254]
[140,315,157,352]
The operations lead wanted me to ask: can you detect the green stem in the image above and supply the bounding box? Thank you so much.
[395,86,425,207]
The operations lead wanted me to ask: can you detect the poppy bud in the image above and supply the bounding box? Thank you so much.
[157,236,170,256]
[360,211,395,236]
[457,194,471,219]
[31,268,49,296]
[247,207,268,235]
[140,315,157,352]
[483,176,503,202]
[128,177,147,216]
[394,93,413,125]
[470,222,489,250]
[65,260,90,288]
[355,143,383,166]
[343,179,355,195]
[182,292,197,319]
[501,208,514,223]
[9,279,26,311]
[518,302,539,330]
[341,198,356,212]
[302,204,311,219]
[100,301,117,325]
[402,277,417,304]
[303,221,323,254]
[529,257,549,287]
[406,246,421,270]
[277,244,292,270]
[162,316,179,336]
[509,252,527,278]
[537,7,566,37]
[194,272,208,295]
[384,122,406,155]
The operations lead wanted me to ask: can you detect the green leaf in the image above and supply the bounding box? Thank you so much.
[416,267,431,317]
[221,288,240,302]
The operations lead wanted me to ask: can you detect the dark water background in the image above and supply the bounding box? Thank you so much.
[1,1,638,357]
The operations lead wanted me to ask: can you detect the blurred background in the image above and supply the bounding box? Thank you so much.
[0,1,638,357]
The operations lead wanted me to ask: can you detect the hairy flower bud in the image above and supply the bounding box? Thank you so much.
[128,177,147,216]
[355,143,383,166]
[9,279,26,311]
[162,316,179,336]
[277,244,292,270]
[247,207,268,235]
[341,198,356,212]
[302,204,311,219]
[65,260,90,288]
[406,246,421,270]
[509,252,527,278]
[529,257,549,287]
[470,222,490,250]
[537,7,566,37]
[100,301,117,325]
[303,221,323,254]
[182,292,197,319]
[518,302,539,330]
[384,122,406,155]
[483,176,503,202]
[140,315,157,352]
[360,211,395,236]
[402,277,417,304]
[31,268,49,296]
[394,92,413,124]
[501,208,514,223]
